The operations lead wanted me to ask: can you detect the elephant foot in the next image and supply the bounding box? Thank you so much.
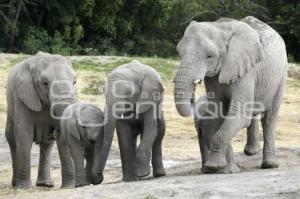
[15,180,32,189]
[36,179,54,188]
[261,160,279,169]
[244,143,261,156]
[75,182,90,188]
[123,175,138,182]
[135,164,150,178]
[61,181,75,189]
[153,167,166,178]
[218,164,240,174]
[203,152,227,172]
[135,149,151,178]
[201,166,216,174]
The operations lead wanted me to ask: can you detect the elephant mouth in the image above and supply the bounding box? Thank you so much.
[193,79,202,85]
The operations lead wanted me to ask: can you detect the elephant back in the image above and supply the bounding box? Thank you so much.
[241,16,284,49]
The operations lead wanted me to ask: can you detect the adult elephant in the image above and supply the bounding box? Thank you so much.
[93,60,166,181]
[5,52,77,188]
[174,16,287,172]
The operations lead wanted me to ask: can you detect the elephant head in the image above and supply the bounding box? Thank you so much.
[61,103,105,185]
[16,52,76,117]
[92,60,164,178]
[174,20,263,117]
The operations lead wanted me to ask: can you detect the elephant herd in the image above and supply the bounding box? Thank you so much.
[5,16,287,189]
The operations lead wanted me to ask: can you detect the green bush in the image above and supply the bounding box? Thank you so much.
[21,27,51,54]
[50,31,72,55]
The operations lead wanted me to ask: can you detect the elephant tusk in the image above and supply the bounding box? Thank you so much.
[194,79,202,84]
[121,114,124,119]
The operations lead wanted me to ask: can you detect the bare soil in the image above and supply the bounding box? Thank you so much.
[1,131,299,199]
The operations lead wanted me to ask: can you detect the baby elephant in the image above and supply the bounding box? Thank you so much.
[60,102,105,187]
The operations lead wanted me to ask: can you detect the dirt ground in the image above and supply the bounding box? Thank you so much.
[0,54,299,198]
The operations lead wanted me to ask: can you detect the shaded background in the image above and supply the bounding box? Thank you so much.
[0,0,299,61]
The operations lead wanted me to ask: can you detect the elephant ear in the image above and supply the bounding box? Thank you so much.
[60,106,81,141]
[67,117,81,140]
[16,60,42,112]
[218,22,263,84]
[139,73,164,103]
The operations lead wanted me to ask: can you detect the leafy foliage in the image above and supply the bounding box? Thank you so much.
[0,0,299,60]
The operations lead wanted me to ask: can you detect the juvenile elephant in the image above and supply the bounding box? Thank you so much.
[60,102,104,187]
[93,60,166,182]
[194,95,261,173]
[5,52,77,188]
[174,16,287,172]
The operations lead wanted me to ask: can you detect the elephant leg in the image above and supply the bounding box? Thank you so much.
[56,133,75,188]
[68,138,89,187]
[218,144,240,174]
[197,109,224,173]
[85,148,93,184]
[5,115,17,187]
[136,108,157,178]
[117,120,137,182]
[36,142,54,187]
[204,97,252,172]
[261,112,279,168]
[261,82,284,169]
[244,118,261,156]
[152,118,166,178]
[196,124,208,167]
[14,123,34,189]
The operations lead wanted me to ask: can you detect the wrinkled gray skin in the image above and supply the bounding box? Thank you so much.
[194,95,261,173]
[60,103,104,187]
[174,16,287,173]
[96,60,166,181]
[5,52,77,189]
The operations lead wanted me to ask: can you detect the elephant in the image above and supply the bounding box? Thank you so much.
[194,95,261,173]
[60,102,104,187]
[5,52,77,188]
[174,16,287,173]
[93,60,166,182]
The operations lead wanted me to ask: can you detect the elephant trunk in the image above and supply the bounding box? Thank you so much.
[91,141,104,184]
[50,82,76,118]
[174,58,206,117]
[91,105,115,183]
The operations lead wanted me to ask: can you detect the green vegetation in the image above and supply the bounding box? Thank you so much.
[0,1,299,61]
[72,57,178,80]
[72,58,133,73]
[81,79,105,95]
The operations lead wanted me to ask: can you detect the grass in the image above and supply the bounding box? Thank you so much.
[72,58,133,73]
[8,56,28,66]
[81,79,105,95]
[71,56,179,81]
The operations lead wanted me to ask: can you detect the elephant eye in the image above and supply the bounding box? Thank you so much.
[207,55,213,59]
[42,82,48,87]
[73,81,76,85]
